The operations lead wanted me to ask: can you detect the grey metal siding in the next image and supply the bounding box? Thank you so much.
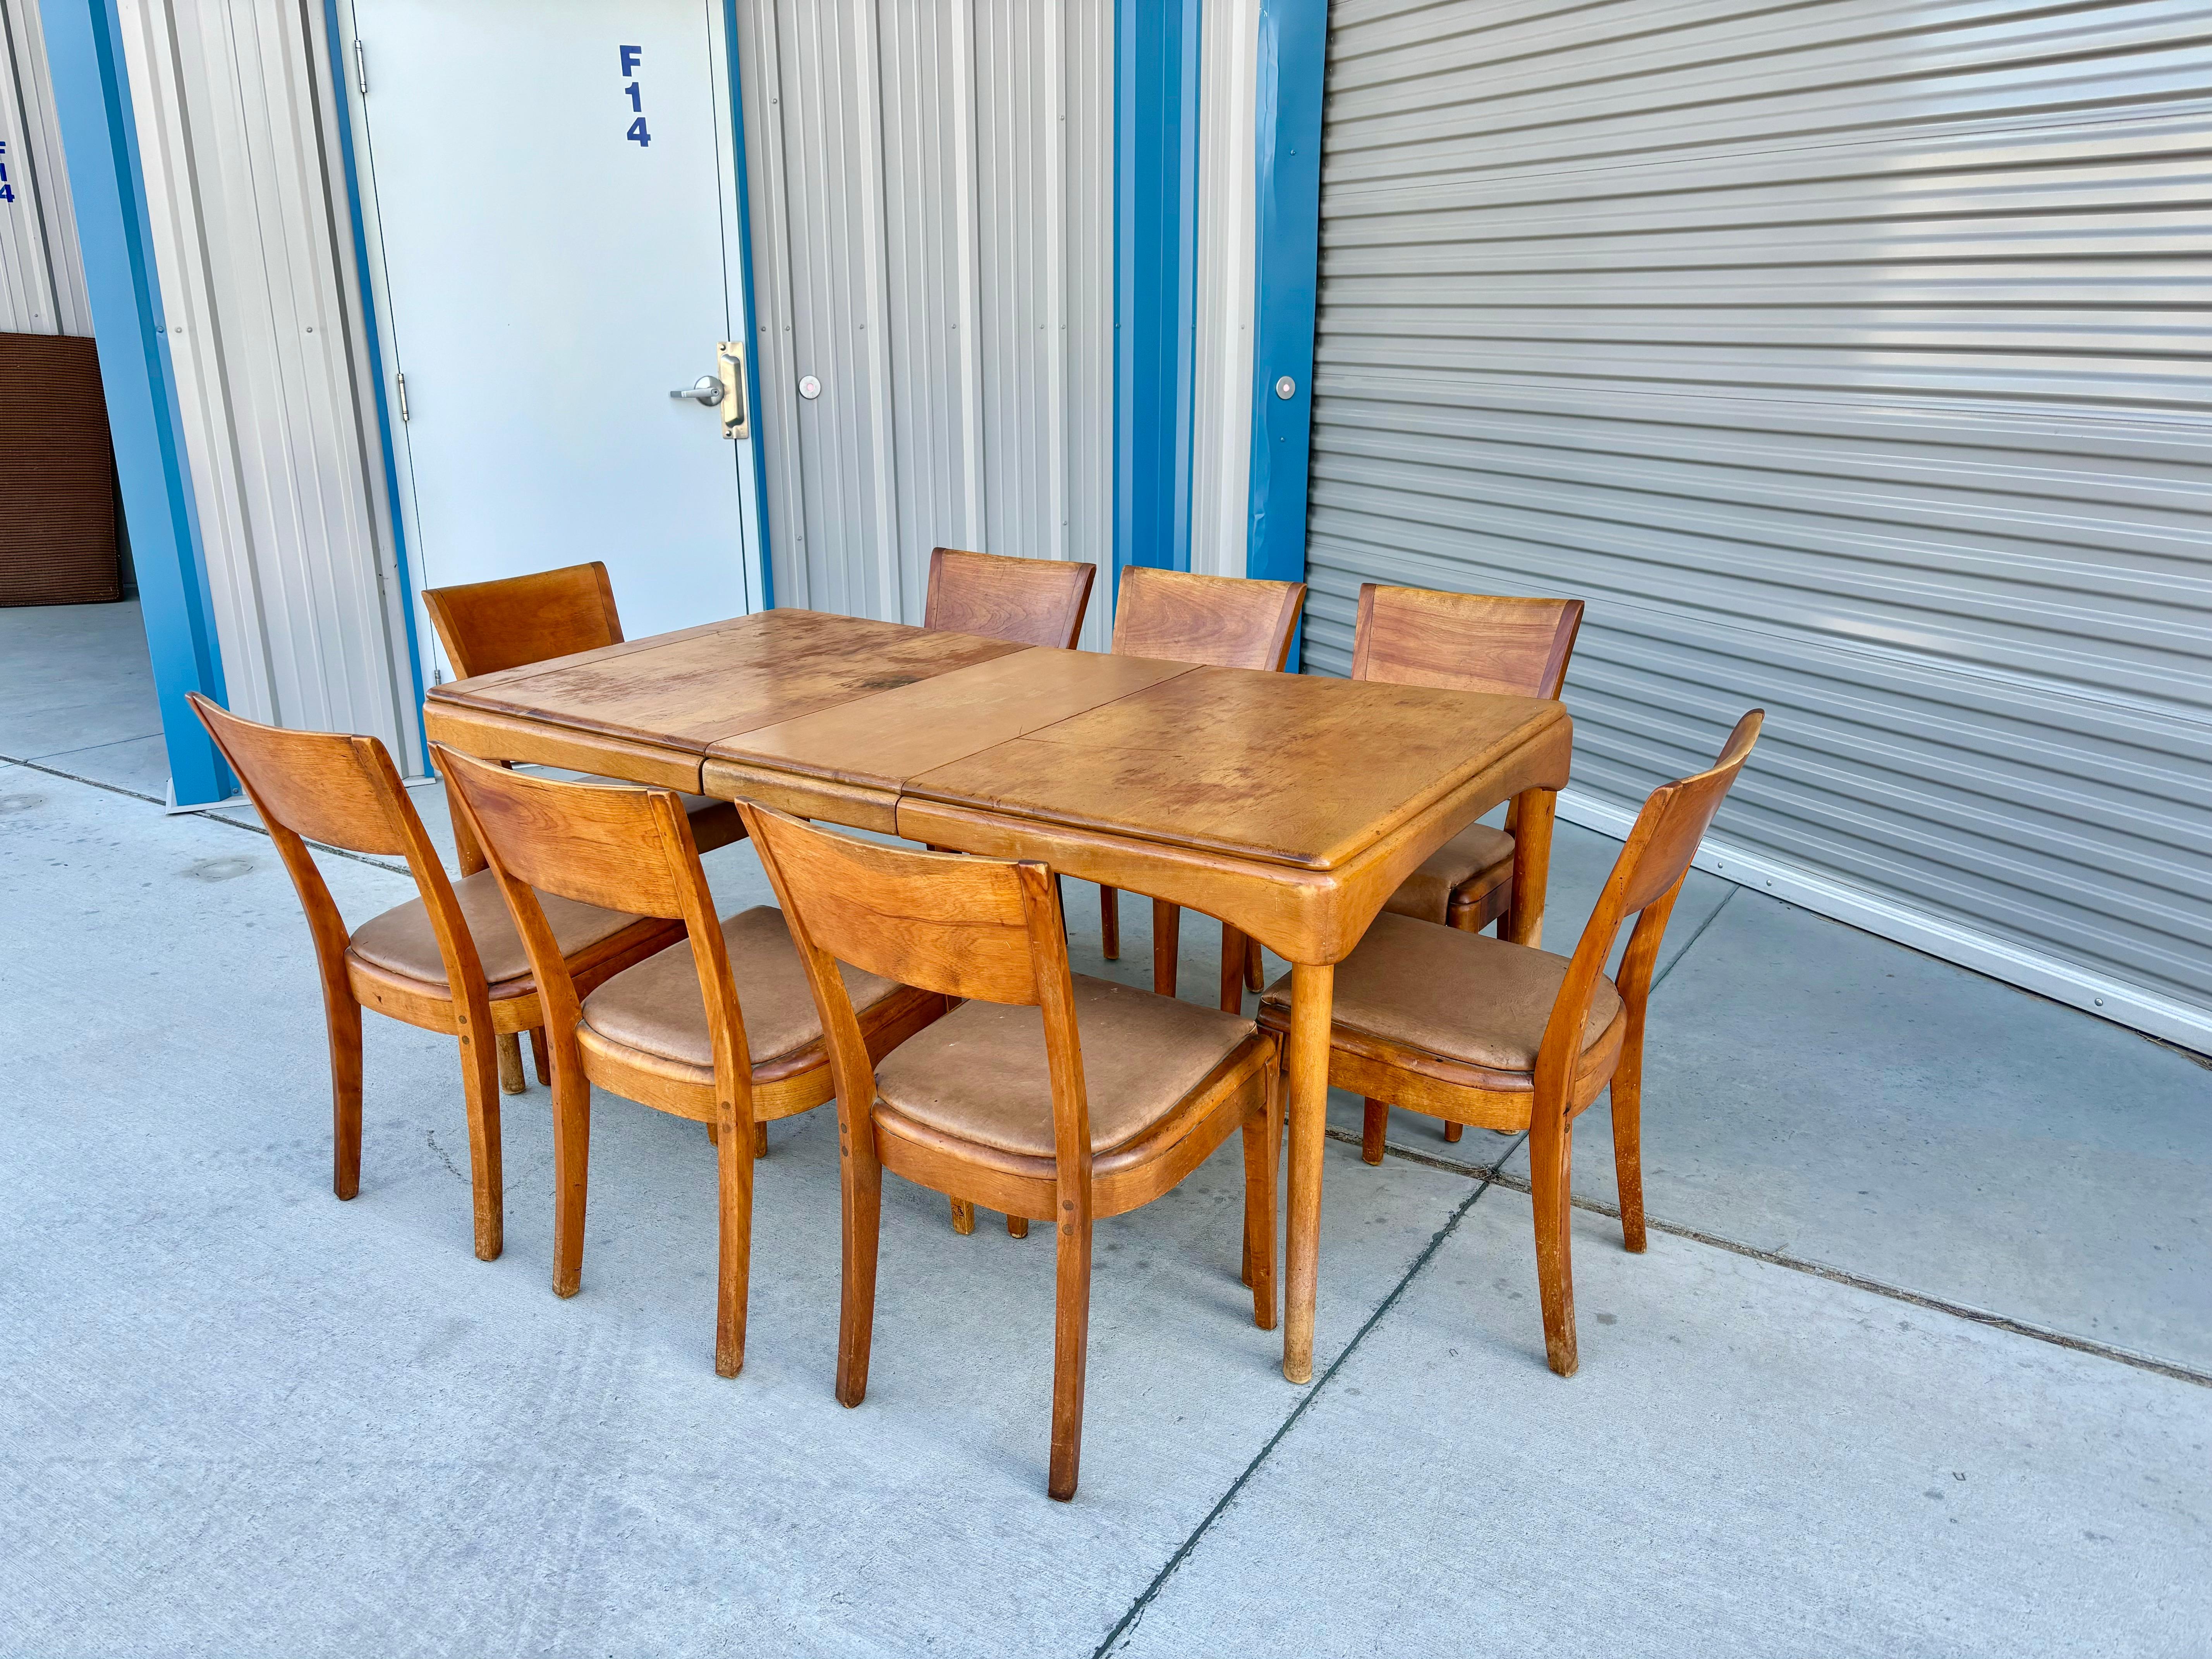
[736,0,1114,649]
[1,0,92,336]
[1307,0,2212,1030]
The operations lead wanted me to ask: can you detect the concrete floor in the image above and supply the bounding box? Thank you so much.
[3,603,2208,1656]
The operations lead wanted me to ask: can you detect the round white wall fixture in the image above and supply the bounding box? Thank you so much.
[798,374,823,400]
[1274,375,1297,400]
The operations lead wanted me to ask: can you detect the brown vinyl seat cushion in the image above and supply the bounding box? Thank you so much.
[1259,912,1620,1075]
[348,868,646,989]
[1382,821,1515,926]
[581,906,901,1072]
[874,974,1256,1159]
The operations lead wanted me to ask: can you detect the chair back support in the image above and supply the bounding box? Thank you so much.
[436,746,752,1099]
[422,561,623,681]
[1536,712,1764,1098]
[1109,567,1307,670]
[743,804,1091,1179]
[744,807,1046,1006]
[191,692,414,858]
[436,747,692,922]
[923,546,1096,649]
[1350,584,1584,699]
[189,693,488,1013]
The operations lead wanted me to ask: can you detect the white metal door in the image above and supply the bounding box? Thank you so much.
[343,0,759,660]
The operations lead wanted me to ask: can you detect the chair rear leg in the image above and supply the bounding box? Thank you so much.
[550,1065,590,1297]
[1243,935,1264,992]
[327,994,364,1202]
[1218,921,1247,1014]
[1152,900,1180,998]
[1242,1075,1281,1330]
[458,1023,504,1262]
[528,1027,550,1086]
[1611,1066,1647,1254]
[1006,1214,1029,1238]
[715,1094,756,1378]
[752,1118,769,1159]
[1100,885,1120,960]
[1048,1206,1094,1501]
[1527,1109,1578,1376]
[496,1031,527,1095]
[1443,1121,1465,1144]
[1360,1100,1388,1165]
[949,1197,976,1234]
[836,1121,883,1408]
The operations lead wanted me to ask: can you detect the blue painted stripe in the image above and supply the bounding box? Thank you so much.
[1247,0,1325,666]
[321,0,427,759]
[1114,0,1202,591]
[722,0,775,611]
[43,0,231,803]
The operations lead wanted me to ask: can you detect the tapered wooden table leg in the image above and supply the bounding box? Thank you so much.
[1506,787,1557,948]
[1283,960,1333,1384]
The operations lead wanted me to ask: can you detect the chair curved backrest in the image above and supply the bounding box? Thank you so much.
[1109,567,1307,670]
[923,546,1095,649]
[1536,711,1765,1101]
[742,803,1091,1181]
[187,692,487,1012]
[422,562,624,682]
[435,746,754,1107]
[1350,584,1584,700]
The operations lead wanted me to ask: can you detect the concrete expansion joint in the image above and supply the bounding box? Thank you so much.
[1324,1125,2212,1394]
[1089,1133,1530,1658]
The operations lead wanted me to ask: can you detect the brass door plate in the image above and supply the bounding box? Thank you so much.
[718,341,749,440]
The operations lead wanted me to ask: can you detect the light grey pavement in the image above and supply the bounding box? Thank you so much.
[2,603,2206,1656]
[0,600,171,797]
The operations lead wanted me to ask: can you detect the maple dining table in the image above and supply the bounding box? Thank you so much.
[421,606,1571,1384]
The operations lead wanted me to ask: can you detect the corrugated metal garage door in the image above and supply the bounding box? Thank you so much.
[736,0,1114,649]
[1305,0,2212,1045]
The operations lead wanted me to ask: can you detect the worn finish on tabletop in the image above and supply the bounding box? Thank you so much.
[425,607,1570,1382]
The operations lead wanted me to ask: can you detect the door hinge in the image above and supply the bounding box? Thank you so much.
[354,40,368,95]
[395,371,409,422]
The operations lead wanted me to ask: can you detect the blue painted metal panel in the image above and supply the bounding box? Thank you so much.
[1113,0,1201,589]
[1246,0,1324,667]
[321,0,426,756]
[43,0,231,803]
[721,0,773,611]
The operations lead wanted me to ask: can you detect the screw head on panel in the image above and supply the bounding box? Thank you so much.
[1274,375,1297,400]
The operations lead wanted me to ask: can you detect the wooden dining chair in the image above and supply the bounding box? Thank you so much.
[1257,712,1762,1377]
[422,560,748,1088]
[922,545,1096,649]
[435,747,948,1377]
[743,802,1281,1501]
[1097,566,1307,1008]
[187,694,683,1262]
[1350,582,1586,1154]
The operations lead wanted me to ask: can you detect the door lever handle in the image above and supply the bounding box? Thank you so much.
[670,375,724,407]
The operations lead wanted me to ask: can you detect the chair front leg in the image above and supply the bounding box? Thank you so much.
[528,1026,550,1087]
[1100,884,1120,960]
[1526,1104,1578,1377]
[949,1197,977,1234]
[714,1091,756,1378]
[1219,921,1248,1014]
[496,1030,527,1095]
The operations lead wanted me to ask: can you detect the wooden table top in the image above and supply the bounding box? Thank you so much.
[424,608,1570,875]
